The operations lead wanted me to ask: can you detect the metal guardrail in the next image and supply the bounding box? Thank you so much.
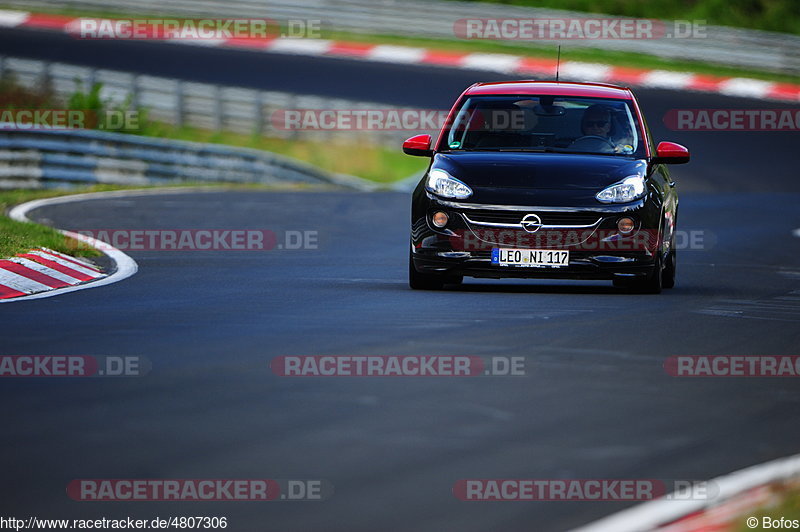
[0,55,423,147]
[0,128,372,189]
[6,0,800,74]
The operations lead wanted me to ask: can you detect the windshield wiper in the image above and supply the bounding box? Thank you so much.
[543,147,631,156]
[451,147,553,153]
[446,147,633,156]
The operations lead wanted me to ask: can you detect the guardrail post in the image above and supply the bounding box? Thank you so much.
[40,61,52,89]
[175,79,185,128]
[288,94,298,140]
[87,66,97,92]
[130,74,140,109]
[214,86,224,131]
[254,91,264,136]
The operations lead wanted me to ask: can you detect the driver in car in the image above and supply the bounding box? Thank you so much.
[576,105,634,154]
[581,105,613,138]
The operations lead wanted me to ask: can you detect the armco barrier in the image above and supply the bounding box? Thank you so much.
[0,128,370,189]
[0,55,421,147]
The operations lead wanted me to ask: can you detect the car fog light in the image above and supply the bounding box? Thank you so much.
[617,217,635,234]
[432,211,449,228]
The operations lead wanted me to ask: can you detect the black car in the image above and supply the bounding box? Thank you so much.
[404,81,689,293]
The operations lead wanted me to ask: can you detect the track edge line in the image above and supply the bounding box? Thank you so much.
[1,189,149,302]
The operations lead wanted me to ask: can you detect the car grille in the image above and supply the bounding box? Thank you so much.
[462,209,601,227]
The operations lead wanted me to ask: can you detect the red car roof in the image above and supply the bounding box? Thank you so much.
[464,81,633,99]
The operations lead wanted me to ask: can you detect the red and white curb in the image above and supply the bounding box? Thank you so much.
[1,10,798,102]
[0,247,105,299]
[573,452,800,531]
[2,191,139,303]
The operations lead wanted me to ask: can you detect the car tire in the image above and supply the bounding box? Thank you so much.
[614,255,662,294]
[409,251,456,290]
[662,249,676,289]
[640,253,663,294]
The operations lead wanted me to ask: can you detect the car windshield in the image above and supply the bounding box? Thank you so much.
[443,95,645,157]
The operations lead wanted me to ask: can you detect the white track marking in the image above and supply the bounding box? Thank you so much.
[367,45,427,64]
[559,61,612,82]
[461,53,523,73]
[0,9,29,27]
[39,248,101,269]
[640,70,695,89]
[29,250,103,279]
[5,257,83,284]
[718,77,774,99]
[171,37,227,47]
[0,268,52,293]
[266,38,333,54]
[26,250,104,278]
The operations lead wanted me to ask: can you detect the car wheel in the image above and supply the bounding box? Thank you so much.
[662,249,676,289]
[614,255,662,294]
[409,251,454,290]
[640,253,663,294]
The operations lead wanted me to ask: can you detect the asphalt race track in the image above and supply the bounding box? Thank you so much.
[1,27,800,531]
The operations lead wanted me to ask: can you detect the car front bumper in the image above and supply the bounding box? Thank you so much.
[411,195,663,281]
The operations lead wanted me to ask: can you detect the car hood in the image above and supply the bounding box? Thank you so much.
[431,152,647,205]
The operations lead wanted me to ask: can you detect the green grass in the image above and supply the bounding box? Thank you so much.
[138,124,428,184]
[734,484,800,531]
[0,187,116,258]
[0,216,95,259]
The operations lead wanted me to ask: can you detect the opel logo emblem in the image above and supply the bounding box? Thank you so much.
[521,214,543,233]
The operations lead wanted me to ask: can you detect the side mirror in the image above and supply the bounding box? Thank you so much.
[403,134,433,157]
[652,141,690,165]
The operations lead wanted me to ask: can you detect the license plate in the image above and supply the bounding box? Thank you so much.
[491,248,569,268]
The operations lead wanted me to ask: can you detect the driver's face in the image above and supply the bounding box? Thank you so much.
[582,114,611,137]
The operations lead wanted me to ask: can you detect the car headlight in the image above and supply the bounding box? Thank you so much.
[426,169,473,199]
[596,175,646,203]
